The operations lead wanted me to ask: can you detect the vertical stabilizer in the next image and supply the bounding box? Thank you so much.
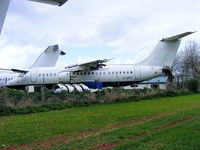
[0,0,68,36]
[0,0,10,35]
[138,32,195,67]
[30,44,66,68]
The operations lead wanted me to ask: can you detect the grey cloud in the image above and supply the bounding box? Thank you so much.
[0,0,200,67]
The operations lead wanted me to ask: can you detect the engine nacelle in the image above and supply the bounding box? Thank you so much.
[52,84,90,93]
[52,84,68,93]
[73,84,83,92]
[79,84,90,91]
[65,84,75,93]
[58,72,70,83]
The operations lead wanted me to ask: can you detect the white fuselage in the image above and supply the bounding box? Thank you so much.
[0,64,164,88]
[0,73,18,88]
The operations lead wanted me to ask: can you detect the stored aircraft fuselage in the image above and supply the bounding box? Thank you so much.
[1,65,163,89]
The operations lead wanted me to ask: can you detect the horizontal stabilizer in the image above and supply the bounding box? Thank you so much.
[28,0,68,6]
[161,31,196,42]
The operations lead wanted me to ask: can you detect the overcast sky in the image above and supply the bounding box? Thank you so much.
[0,0,200,69]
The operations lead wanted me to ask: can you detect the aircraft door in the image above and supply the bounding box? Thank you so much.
[115,71,120,87]
[116,71,119,81]
[30,70,37,83]
[5,77,7,85]
[134,66,141,81]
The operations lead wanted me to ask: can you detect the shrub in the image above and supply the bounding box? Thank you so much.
[0,88,195,116]
[185,78,199,93]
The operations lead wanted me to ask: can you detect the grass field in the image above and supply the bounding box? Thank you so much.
[0,94,200,149]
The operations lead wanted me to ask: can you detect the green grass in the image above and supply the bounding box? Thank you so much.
[115,116,200,150]
[0,94,200,149]
[49,106,200,150]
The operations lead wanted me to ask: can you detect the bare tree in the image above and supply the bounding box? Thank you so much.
[182,41,200,78]
[173,41,200,80]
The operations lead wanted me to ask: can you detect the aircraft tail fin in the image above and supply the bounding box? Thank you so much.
[138,31,195,67]
[30,44,66,68]
[0,0,10,35]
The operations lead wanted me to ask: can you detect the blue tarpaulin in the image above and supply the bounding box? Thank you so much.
[84,82,102,89]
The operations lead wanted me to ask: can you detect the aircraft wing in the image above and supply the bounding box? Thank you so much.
[0,68,28,74]
[28,0,69,6]
[11,69,29,74]
[65,59,110,72]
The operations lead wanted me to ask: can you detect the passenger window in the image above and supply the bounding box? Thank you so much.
[54,73,56,76]
[103,72,105,74]
[92,72,94,75]
[130,71,133,74]
[127,71,129,74]
[112,71,114,74]
[123,71,125,74]
[108,71,110,74]
[88,72,90,75]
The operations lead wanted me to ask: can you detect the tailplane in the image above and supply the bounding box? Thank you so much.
[30,44,66,68]
[138,31,195,67]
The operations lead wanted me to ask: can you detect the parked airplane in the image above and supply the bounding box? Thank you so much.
[0,0,68,35]
[0,44,65,88]
[0,0,68,91]
[0,31,195,92]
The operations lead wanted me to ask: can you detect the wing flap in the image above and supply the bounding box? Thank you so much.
[64,59,110,72]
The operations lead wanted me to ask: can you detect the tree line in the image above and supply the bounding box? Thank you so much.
[172,40,200,91]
